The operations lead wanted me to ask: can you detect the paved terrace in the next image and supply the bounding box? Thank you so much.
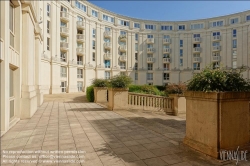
[1,93,248,166]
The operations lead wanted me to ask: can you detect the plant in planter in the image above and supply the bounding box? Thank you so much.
[92,79,108,104]
[107,74,132,110]
[183,66,250,158]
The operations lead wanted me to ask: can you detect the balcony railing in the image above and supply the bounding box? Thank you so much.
[193,57,201,63]
[212,56,221,61]
[76,21,85,29]
[119,34,126,41]
[163,58,171,63]
[147,48,155,53]
[193,47,201,52]
[213,35,221,41]
[104,53,112,60]
[147,38,154,44]
[60,11,69,22]
[104,31,111,38]
[163,48,170,53]
[77,61,83,65]
[147,57,154,63]
[60,42,69,51]
[128,92,174,114]
[104,42,111,49]
[60,27,69,36]
[213,46,221,51]
[119,45,127,52]
[193,37,201,43]
[77,34,85,42]
[163,38,171,44]
[119,55,127,62]
[76,47,84,55]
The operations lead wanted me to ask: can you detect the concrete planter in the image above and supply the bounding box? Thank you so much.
[169,94,186,116]
[108,88,128,111]
[94,87,108,104]
[183,91,250,158]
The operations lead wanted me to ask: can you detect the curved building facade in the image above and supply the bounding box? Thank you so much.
[0,0,250,134]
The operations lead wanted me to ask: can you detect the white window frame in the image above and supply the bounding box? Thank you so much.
[60,51,67,62]
[92,28,96,38]
[193,63,200,70]
[190,23,204,30]
[178,25,185,30]
[47,20,50,33]
[147,64,153,70]
[147,73,153,80]
[92,10,98,17]
[77,69,83,78]
[230,18,239,24]
[134,23,140,28]
[105,71,110,79]
[145,24,156,30]
[161,25,173,31]
[120,62,126,69]
[135,73,138,80]
[210,20,223,28]
[47,38,50,50]
[47,4,51,17]
[163,73,170,80]
[60,66,67,77]
[92,52,95,61]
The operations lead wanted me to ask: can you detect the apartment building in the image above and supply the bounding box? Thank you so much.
[1,0,250,134]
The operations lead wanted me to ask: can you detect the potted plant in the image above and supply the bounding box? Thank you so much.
[183,66,250,158]
[107,74,132,111]
[92,79,108,104]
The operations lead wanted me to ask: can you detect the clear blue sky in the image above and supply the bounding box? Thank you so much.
[88,1,250,21]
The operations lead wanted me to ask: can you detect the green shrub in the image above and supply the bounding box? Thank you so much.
[109,74,132,88]
[86,85,94,102]
[155,85,166,91]
[92,78,108,87]
[128,85,142,92]
[166,83,187,95]
[187,66,250,92]
[129,84,167,96]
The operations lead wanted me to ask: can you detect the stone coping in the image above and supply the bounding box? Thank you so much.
[108,88,129,91]
[93,87,108,89]
[129,92,174,99]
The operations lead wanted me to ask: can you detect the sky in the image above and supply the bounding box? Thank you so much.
[88,1,250,21]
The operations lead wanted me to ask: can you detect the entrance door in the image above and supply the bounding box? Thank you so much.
[77,82,83,92]
[61,81,67,92]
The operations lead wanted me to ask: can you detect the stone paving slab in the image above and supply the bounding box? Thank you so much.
[1,93,249,166]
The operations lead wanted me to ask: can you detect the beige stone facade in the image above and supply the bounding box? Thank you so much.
[1,0,250,134]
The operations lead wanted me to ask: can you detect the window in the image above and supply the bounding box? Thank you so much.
[191,23,204,30]
[233,29,237,38]
[92,28,96,38]
[120,31,126,35]
[77,69,83,78]
[210,21,223,27]
[180,50,183,57]
[193,34,200,38]
[105,60,110,68]
[180,59,183,66]
[213,52,220,57]
[193,63,200,70]
[105,27,111,32]
[61,6,67,12]
[9,3,14,47]
[77,16,83,21]
[77,56,83,65]
[178,25,185,30]
[61,81,67,92]
[135,43,138,51]
[92,52,95,61]
[61,36,67,42]
[148,64,153,70]
[147,73,153,80]
[163,73,170,80]
[213,42,220,47]
[105,71,110,79]
[60,52,67,62]
[9,68,14,120]
[180,40,183,47]
[161,25,173,30]
[145,24,156,30]
[61,21,67,27]
[135,34,138,41]
[120,62,126,69]
[232,50,237,58]
[213,32,220,36]
[77,82,83,92]
[232,61,237,69]
[134,23,140,28]
[246,15,250,21]
[103,14,114,23]
[163,64,169,70]
[47,4,50,16]
[147,44,153,48]
[47,21,50,33]
[163,35,170,39]
[230,18,239,24]
[135,53,138,61]
[75,1,86,12]
[134,63,138,70]
[135,73,138,80]
[118,20,129,26]
[163,54,169,58]
[92,40,95,49]
[120,72,126,76]
[193,44,200,48]
[147,35,153,38]
[92,10,98,17]
[233,39,237,48]
[47,38,50,50]
[60,67,67,77]
[213,62,220,69]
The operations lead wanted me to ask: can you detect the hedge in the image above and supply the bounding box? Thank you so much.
[86,85,94,102]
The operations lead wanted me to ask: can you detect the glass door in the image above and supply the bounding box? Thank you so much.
[61,81,67,92]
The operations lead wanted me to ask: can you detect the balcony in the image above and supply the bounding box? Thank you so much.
[119,45,127,52]
[212,56,221,62]
[76,47,84,56]
[119,34,126,42]
[104,53,112,60]
[193,57,201,63]
[104,31,111,38]
[213,35,221,41]
[60,42,69,51]
[147,38,154,44]
[104,42,112,49]
[119,55,127,62]
[147,57,154,63]
[163,58,171,63]
[163,38,171,44]
[163,48,171,53]
[193,37,201,43]
[147,48,155,54]
[193,47,201,53]
[213,46,221,51]
[77,61,83,65]
[76,21,85,30]
[77,34,85,43]
[60,27,69,36]
[60,11,69,22]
